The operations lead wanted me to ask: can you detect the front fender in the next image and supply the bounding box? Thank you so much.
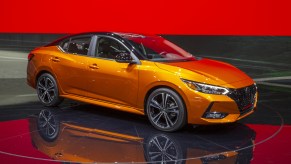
[137,66,191,116]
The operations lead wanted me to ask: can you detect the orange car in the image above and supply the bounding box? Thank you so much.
[27,32,258,131]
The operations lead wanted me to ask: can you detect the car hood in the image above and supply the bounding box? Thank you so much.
[155,59,253,87]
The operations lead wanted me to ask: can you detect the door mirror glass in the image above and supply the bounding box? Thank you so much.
[115,53,136,64]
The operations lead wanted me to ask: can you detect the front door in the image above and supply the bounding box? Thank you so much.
[86,36,139,107]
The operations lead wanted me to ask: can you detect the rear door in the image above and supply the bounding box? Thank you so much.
[50,35,93,96]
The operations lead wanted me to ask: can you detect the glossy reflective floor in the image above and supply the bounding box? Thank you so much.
[0,50,291,163]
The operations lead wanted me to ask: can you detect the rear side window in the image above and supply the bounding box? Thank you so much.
[60,36,92,56]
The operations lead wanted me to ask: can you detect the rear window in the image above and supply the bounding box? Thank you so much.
[60,36,92,56]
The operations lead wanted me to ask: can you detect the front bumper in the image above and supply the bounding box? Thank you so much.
[185,85,258,125]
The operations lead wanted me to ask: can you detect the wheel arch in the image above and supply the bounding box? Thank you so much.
[36,70,52,83]
[35,68,64,95]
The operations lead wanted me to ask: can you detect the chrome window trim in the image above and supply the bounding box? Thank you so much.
[56,34,141,65]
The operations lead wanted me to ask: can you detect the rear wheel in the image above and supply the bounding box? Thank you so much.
[36,73,63,106]
[146,88,187,132]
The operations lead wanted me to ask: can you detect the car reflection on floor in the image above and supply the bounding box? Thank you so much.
[29,105,256,163]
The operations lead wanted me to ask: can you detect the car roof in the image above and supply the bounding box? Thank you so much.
[46,32,154,47]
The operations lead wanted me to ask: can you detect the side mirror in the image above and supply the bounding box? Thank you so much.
[115,53,136,64]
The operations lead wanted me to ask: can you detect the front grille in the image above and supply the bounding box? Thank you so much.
[227,84,257,114]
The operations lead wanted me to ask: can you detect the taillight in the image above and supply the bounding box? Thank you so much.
[28,53,34,61]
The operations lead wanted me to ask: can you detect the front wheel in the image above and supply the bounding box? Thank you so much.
[146,88,187,132]
[36,73,63,107]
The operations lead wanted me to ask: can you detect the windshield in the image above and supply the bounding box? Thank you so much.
[126,36,196,62]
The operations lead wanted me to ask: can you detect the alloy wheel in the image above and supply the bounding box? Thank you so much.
[148,92,180,129]
[37,76,56,104]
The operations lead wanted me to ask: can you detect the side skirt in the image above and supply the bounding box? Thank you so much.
[61,94,145,115]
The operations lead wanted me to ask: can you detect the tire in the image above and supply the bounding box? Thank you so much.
[36,73,63,107]
[146,88,187,132]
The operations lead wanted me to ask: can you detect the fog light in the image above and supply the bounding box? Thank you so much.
[203,112,228,119]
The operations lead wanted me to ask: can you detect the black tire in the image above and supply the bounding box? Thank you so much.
[146,88,187,132]
[36,73,63,107]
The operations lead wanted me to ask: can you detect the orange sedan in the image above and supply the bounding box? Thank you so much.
[27,32,258,131]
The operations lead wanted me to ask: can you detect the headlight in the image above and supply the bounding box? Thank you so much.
[182,79,229,95]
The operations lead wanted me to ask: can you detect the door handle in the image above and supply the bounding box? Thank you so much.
[89,63,99,69]
[51,57,60,62]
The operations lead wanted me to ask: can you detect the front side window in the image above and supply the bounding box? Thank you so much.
[60,39,70,51]
[60,36,91,55]
[96,37,129,59]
